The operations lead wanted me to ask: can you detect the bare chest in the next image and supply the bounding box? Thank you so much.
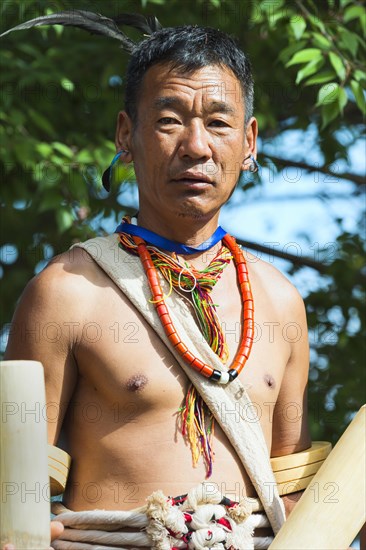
[72,261,291,429]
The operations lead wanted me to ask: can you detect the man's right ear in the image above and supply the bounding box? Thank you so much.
[115,111,133,164]
[102,112,134,191]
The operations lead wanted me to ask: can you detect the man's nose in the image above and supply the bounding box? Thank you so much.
[178,120,213,160]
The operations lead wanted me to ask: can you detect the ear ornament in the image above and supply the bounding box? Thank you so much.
[102,149,129,191]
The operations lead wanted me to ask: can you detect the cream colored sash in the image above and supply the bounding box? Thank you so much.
[72,235,286,533]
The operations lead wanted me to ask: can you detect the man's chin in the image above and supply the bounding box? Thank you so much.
[173,200,220,221]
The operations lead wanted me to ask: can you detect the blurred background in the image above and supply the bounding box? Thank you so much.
[0,0,365,461]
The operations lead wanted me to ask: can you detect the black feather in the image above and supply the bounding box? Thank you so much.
[0,10,135,51]
[113,13,163,35]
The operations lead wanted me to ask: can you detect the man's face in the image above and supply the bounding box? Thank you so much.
[116,63,257,229]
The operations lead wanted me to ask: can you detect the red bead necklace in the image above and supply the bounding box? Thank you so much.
[133,233,254,385]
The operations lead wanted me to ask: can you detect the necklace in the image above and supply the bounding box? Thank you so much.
[119,230,233,360]
[115,217,227,254]
[132,232,254,385]
[117,222,254,476]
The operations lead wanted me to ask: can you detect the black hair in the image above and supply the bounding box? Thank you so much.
[124,25,254,126]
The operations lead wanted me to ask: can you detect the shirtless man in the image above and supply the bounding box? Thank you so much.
[5,25,311,547]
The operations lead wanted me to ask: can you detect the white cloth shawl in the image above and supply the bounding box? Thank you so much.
[72,235,286,534]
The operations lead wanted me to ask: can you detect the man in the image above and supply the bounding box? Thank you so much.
[5,25,311,548]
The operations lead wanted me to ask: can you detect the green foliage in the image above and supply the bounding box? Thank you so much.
[0,0,365,444]
[305,225,365,442]
[250,0,365,129]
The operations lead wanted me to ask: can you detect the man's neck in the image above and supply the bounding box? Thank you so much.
[176,241,225,271]
[136,210,221,250]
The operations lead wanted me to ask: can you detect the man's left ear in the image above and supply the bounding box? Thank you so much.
[241,117,258,171]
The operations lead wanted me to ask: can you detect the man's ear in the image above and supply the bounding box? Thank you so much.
[241,116,258,171]
[115,111,134,163]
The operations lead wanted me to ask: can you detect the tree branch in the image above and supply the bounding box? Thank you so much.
[236,193,352,202]
[235,237,328,273]
[263,155,365,187]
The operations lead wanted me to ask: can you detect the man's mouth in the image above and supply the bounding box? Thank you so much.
[172,172,214,186]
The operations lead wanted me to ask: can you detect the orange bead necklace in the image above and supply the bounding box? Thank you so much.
[132,233,254,385]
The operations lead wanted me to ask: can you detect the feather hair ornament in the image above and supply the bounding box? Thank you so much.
[0,10,162,51]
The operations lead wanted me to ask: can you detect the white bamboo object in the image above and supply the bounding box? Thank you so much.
[48,445,71,496]
[269,404,366,549]
[1,360,50,549]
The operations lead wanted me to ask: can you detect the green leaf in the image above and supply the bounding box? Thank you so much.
[338,29,359,57]
[321,101,340,129]
[318,84,347,125]
[52,142,74,159]
[278,41,307,63]
[61,78,74,92]
[290,16,306,40]
[36,143,53,158]
[304,70,336,86]
[317,82,339,106]
[28,108,55,135]
[340,0,353,6]
[296,58,324,84]
[76,150,94,163]
[261,0,285,13]
[56,208,74,233]
[53,25,64,37]
[311,32,332,50]
[354,70,366,83]
[18,44,40,57]
[360,13,366,36]
[350,80,366,114]
[267,11,284,29]
[338,87,348,113]
[344,5,365,23]
[286,48,322,67]
[329,52,346,81]
[308,14,325,33]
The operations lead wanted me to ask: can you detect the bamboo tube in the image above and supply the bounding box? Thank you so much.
[271,441,331,471]
[48,445,71,497]
[274,460,324,484]
[269,405,366,549]
[1,360,50,549]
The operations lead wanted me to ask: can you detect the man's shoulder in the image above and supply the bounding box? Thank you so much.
[6,236,139,356]
[39,234,119,281]
[22,239,113,310]
[245,250,305,317]
[40,246,98,283]
[26,234,137,308]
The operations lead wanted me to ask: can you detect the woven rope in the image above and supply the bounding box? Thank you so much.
[52,484,272,549]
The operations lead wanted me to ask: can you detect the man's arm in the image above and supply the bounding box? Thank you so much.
[4,254,80,444]
[360,524,366,549]
[271,287,311,516]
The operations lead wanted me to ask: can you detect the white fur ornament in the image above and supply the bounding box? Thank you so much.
[187,526,227,549]
[189,504,227,530]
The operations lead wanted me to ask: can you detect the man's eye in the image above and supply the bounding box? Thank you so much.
[158,117,178,125]
[209,120,229,127]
